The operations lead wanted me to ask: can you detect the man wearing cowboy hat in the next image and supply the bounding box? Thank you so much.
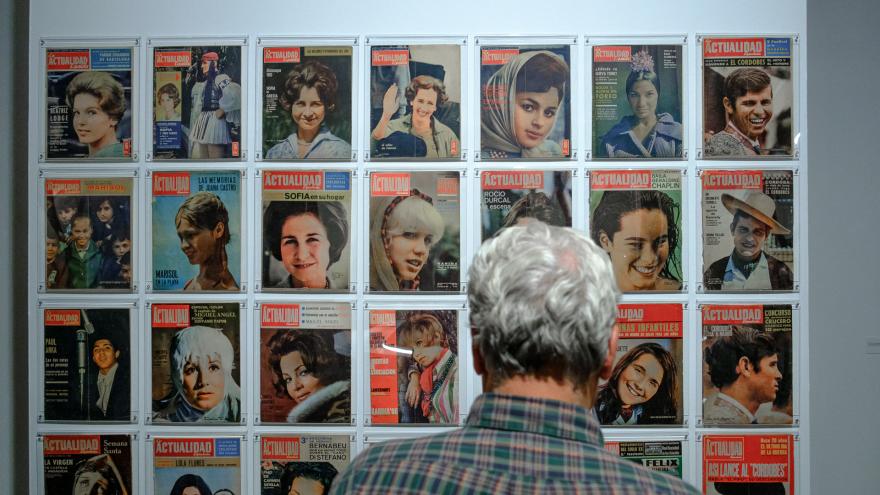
[703,190,793,290]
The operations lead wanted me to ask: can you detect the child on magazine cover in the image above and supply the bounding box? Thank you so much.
[98,230,131,288]
[398,313,458,424]
[64,214,103,289]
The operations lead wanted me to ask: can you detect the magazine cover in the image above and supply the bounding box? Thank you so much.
[45,47,134,160]
[703,434,795,495]
[260,435,350,494]
[43,308,131,421]
[369,171,460,292]
[369,44,461,159]
[479,44,571,160]
[701,170,794,291]
[702,36,794,157]
[702,304,794,426]
[262,45,353,160]
[480,170,572,241]
[43,434,133,494]
[605,441,683,478]
[45,177,133,290]
[589,170,683,292]
[595,304,684,425]
[153,437,241,494]
[151,170,241,291]
[592,44,683,159]
[259,303,352,424]
[151,303,241,423]
[152,45,243,160]
[369,309,459,425]
[261,170,351,290]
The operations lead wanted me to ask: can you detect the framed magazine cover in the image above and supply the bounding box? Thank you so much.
[585,35,687,161]
[147,435,245,495]
[697,34,799,160]
[364,36,467,162]
[146,36,248,162]
[40,38,139,163]
[256,37,358,162]
[38,433,137,495]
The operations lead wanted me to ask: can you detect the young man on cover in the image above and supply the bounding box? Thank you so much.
[703,326,783,425]
[705,67,774,156]
[88,330,130,420]
[703,190,793,291]
[330,222,699,494]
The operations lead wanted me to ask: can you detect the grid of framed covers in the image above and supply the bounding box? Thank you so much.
[29,33,805,494]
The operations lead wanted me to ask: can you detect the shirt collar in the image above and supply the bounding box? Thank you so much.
[725,121,760,148]
[716,391,756,422]
[466,393,604,446]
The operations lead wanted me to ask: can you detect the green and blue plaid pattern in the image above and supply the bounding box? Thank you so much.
[332,393,700,494]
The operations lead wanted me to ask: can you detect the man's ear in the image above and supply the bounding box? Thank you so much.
[471,327,486,376]
[722,96,734,116]
[737,356,752,376]
[598,231,612,252]
[599,324,619,381]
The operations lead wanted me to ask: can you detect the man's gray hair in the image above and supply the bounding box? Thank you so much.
[468,222,620,390]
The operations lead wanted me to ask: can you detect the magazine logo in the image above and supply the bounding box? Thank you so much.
[154,438,214,457]
[704,437,744,459]
[370,310,395,327]
[263,171,323,191]
[155,50,192,68]
[264,47,300,63]
[46,179,81,196]
[262,438,300,460]
[592,170,652,189]
[594,46,631,62]
[47,50,90,70]
[617,305,644,322]
[372,49,408,66]
[44,435,101,455]
[152,304,190,328]
[86,181,127,194]
[436,177,459,196]
[153,172,190,195]
[261,304,300,328]
[482,49,519,65]
[482,171,544,190]
[616,304,683,338]
[44,309,81,326]
[702,171,763,190]
[703,38,765,58]
[702,305,764,325]
[371,173,410,196]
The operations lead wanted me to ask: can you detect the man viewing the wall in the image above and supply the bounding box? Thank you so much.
[331,222,699,494]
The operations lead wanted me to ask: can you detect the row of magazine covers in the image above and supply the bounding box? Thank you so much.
[43,169,796,293]
[40,303,797,428]
[42,36,797,162]
[39,433,797,494]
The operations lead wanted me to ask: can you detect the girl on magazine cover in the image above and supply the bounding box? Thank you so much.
[265,61,351,160]
[481,50,569,159]
[186,51,241,159]
[590,189,682,291]
[600,50,683,158]
[595,342,679,425]
[175,191,239,291]
[369,190,445,291]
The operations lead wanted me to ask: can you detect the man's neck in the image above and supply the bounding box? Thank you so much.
[720,381,760,414]
[489,376,596,409]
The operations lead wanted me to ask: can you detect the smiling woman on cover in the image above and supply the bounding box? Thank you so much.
[153,325,241,422]
[591,190,682,291]
[594,342,679,425]
[66,71,126,158]
[263,200,349,289]
[265,61,351,160]
[369,190,445,291]
[600,50,682,158]
[372,75,459,158]
[481,50,569,159]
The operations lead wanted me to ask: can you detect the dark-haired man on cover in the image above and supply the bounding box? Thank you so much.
[703,190,793,291]
[704,326,782,425]
[88,331,130,420]
[331,222,698,494]
[706,67,774,156]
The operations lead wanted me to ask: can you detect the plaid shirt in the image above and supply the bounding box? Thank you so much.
[331,393,700,494]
